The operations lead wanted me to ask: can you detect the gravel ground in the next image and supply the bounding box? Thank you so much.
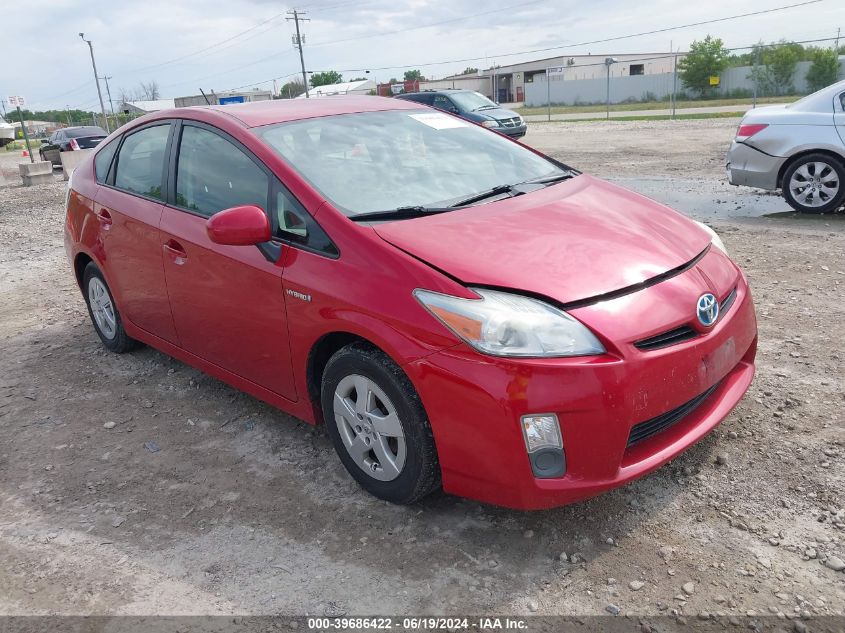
[0,120,843,625]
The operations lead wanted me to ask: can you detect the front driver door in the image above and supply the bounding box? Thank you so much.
[159,121,296,401]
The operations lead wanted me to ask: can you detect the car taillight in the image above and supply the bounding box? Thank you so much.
[69,138,80,150]
[736,123,768,140]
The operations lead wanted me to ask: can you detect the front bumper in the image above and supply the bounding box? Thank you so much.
[725,141,785,190]
[407,251,757,510]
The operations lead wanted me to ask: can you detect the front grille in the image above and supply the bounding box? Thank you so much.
[633,286,739,351]
[626,382,721,448]
[500,117,520,127]
[634,326,697,351]
[720,287,737,316]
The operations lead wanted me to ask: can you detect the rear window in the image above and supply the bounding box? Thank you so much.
[114,125,170,200]
[66,127,107,138]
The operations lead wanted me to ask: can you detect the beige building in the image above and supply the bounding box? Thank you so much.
[422,52,685,103]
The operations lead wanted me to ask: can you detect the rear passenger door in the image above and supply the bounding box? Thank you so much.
[159,121,297,401]
[94,122,179,343]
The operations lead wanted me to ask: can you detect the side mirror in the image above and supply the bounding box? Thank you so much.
[206,205,271,246]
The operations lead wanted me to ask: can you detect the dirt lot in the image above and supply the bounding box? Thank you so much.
[0,119,843,625]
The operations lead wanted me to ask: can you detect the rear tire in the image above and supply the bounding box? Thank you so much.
[782,153,845,214]
[82,263,138,353]
[321,343,441,504]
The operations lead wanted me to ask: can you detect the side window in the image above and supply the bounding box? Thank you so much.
[433,95,455,112]
[94,137,119,183]
[840,92,845,111]
[114,125,170,200]
[275,187,338,257]
[176,125,268,217]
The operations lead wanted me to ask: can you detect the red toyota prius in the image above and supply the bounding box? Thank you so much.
[64,97,757,510]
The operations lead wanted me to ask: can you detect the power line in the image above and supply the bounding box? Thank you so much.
[125,11,288,74]
[308,0,826,72]
[307,0,546,48]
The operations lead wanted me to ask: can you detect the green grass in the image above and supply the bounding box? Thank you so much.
[3,139,44,151]
[516,95,796,116]
[544,111,745,123]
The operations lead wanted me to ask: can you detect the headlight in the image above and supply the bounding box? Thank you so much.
[694,221,728,256]
[481,120,499,128]
[414,288,605,357]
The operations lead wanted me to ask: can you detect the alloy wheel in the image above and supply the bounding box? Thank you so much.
[88,277,117,339]
[788,161,840,209]
[332,374,406,481]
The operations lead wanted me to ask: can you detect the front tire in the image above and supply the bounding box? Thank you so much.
[782,153,845,214]
[321,343,441,504]
[82,263,138,353]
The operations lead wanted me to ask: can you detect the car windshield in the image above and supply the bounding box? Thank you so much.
[449,91,498,111]
[65,127,107,138]
[257,110,562,216]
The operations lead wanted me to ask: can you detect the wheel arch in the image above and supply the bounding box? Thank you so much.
[306,331,385,422]
[777,148,845,188]
[73,252,94,289]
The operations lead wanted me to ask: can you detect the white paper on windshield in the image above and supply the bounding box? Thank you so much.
[408,112,468,130]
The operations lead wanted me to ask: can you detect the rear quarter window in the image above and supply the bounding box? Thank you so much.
[94,138,120,183]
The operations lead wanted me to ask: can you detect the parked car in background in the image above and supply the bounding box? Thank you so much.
[64,97,756,510]
[396,89,527,138]
[40,126,108,167]
[726,79,845,213]
[0,115,15,147]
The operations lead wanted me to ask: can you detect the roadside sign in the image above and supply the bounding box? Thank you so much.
[709,76,721,86]
[390,84,403,95]
[7,95,26,108]
[218,95,245,105]
[546,66,565,76]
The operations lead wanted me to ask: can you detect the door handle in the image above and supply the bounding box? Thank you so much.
[163,239,188,265]
[95,208,113,228]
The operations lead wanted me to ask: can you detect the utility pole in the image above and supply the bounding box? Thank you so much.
[79,33,110,133]
[752,46,761,109]
[101,75,115,130]
[65,105,71,125]
[604,57,617,120]
[671,48,679,120]
[287,9,310,98]
[101,75,115,115]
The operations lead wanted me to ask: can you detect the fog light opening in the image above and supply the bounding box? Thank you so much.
[521,414,566,478]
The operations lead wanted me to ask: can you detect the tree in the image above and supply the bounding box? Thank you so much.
[118,81,161,104]
[678,35,730,96]
[750,41,802,96]
[403,69,425,81]
[349,76,368,81]
[140,80,160,100]
[310,71,343,87]
[280,78,306,98]
[460,67,479,75]
[805,47,841,92]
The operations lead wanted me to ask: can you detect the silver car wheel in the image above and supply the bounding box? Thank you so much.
[333,374,406,482]
[788,161,840,208]
[88,277,117,340]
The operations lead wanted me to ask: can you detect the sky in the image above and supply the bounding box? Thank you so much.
[3,0,844,113]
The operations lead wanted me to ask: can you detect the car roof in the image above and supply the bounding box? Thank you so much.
[168,96,424,128]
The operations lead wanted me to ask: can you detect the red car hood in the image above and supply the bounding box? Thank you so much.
[374,175,711,304]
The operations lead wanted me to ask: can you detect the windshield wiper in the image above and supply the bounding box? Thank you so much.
[521,171,577,186]
[349,205,452,222]
[474,105,497,111]
[447,184,517,208]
